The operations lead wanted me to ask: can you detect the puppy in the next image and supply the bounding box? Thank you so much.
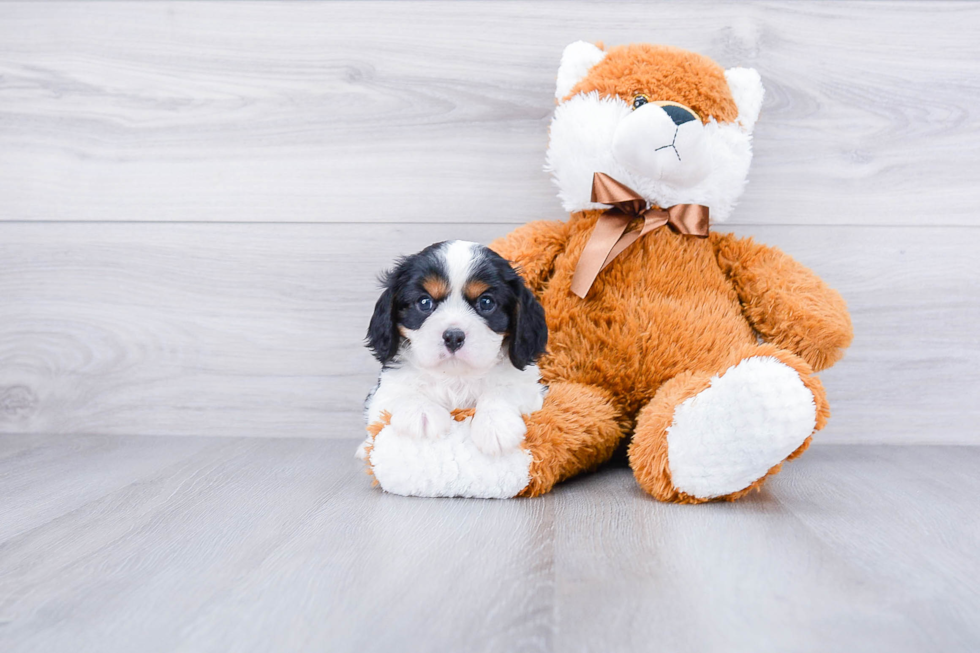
[358,240,548,458]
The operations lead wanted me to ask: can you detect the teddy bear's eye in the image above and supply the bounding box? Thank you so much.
[632,95,649,110]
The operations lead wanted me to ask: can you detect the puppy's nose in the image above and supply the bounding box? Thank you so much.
[443,328,465,352]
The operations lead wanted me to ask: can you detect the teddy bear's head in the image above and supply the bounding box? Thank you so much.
[545,42,764,222]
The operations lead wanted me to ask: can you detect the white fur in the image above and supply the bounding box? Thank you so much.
[359,356,544,498]
[444,239,475,292]
[545,92,754,222]
[362,357,544,448]
[665,357,817,499]
[724,67,765,132]
[555,41,607,100]
[612,104,713,186]
[367,417,533,499]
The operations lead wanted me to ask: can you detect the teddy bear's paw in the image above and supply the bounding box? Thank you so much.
[666,356,817,499]
[388,401,454,440]
[470,406,528,456]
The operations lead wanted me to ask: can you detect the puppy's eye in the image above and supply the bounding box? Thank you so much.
[632,95,649,110]
[417,296,434,313]
[476,295,496,313]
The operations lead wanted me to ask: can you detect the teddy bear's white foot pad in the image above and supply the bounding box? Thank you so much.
[666,356,816,499]
[367,420,532,499]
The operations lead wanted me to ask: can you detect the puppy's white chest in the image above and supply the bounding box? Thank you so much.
[419,375,485,411]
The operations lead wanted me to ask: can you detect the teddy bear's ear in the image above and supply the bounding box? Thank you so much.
[724,67,765,133]
[555,41,607,101]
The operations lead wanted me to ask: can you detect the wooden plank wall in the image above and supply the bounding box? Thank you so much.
[1,1,977,443]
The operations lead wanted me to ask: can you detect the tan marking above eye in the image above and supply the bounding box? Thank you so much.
[464,280,490,301]
[421,276,449,301]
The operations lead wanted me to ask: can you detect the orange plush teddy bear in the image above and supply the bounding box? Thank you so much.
[487,41,853,502]
[363,41,852,503]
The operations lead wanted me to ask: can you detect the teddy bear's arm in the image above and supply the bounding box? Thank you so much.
[711,232,853,372]
[490,220,571,293]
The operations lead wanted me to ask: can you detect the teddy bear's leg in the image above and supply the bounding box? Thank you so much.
[518,381,626,497]
[628,344,830,503]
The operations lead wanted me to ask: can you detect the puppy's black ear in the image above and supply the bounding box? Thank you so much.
[366,277,400,365]
[508,278,548,370]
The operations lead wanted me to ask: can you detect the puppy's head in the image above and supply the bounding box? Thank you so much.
[366,241,547,374]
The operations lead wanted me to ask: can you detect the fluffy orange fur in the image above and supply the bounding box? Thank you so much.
[711,233,852,372]
[518,381,624,497]
[487,44,852,501]
[566,44,740,124]
[363,411,391,487]
[492,206,850,501]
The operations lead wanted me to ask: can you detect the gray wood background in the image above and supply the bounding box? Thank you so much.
[1,1,978,443]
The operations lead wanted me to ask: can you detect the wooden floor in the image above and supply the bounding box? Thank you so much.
[1,437,977,652]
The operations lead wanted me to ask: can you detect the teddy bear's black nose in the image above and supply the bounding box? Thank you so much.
[661,104,697,126]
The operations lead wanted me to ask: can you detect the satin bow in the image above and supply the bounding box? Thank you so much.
[569,172,710,298]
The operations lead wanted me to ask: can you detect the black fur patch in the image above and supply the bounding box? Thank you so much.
[467,248,548,369]
[366,242,447,364]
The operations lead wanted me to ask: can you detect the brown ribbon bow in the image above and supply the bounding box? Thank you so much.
[569,172,710,298]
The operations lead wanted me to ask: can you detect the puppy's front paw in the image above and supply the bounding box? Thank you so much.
[471,407,527,456]
[389,402,453,440]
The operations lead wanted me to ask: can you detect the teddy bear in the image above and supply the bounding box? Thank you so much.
[363,42,852,502]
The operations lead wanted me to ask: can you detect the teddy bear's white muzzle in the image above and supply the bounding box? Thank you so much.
[612,104,712,188]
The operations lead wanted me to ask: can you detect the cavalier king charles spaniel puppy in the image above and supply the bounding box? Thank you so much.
[358,240,548,458]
